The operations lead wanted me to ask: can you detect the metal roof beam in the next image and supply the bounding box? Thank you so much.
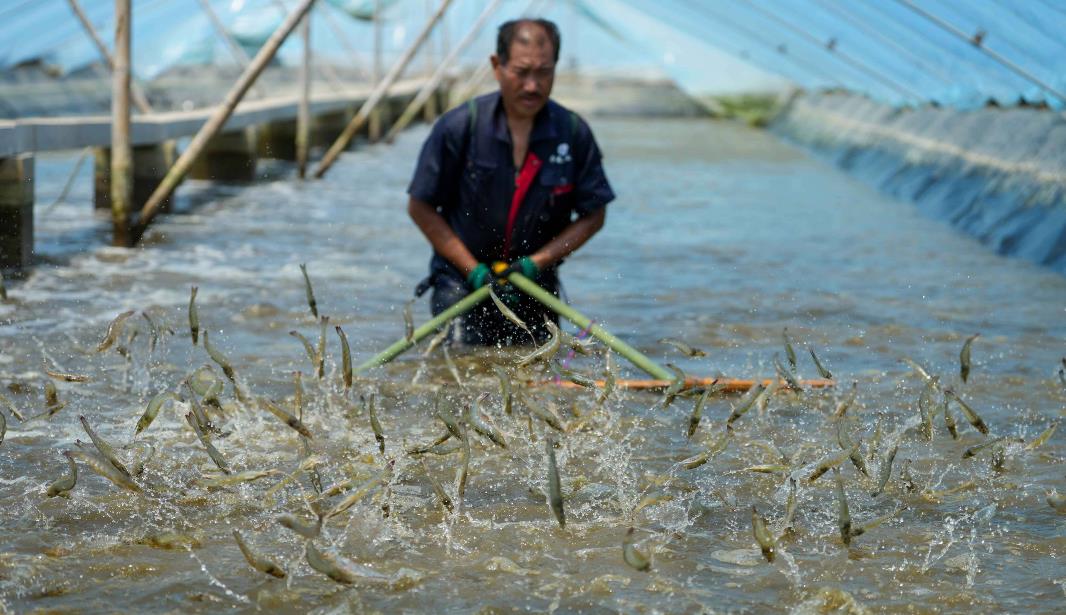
[739,0,925,103]
[894,0,1066,105]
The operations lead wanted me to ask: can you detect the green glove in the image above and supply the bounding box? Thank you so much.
[467,263,492,289]
[508,256,539,280]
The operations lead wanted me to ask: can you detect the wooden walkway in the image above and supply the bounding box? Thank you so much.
[0,79,425,157]
[0,77,441,270]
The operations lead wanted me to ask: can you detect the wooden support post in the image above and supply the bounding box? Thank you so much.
[313,0,454,179]
[162,140,178,167]
[93,148,109,210]
[386,0,502,143]
[111,0,132,247]
[258,120,298,161]
[133,0,317,239]
[422,85,439,122]
[384,97,400,133]
[187,128,258,182]
[311,110,355,149]
[297,12,311,178]
[368,107,383,143]
[0,156,34,271]
[94,145,172,212]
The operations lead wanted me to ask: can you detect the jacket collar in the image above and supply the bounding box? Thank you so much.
[490,91,559,144]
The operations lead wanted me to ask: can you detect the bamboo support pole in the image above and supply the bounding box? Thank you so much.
[297,13,311,178]
[110,0,132,247]
[894,0,1066,105]
[197,0,266,98]
[312,0,455,179]
[506,273,674,381]
[67,0,153,114]
[133,0,317,239]
[385,0,503,142]
[355,285,491,373]
[356,273,677,383]
[270,0,346,92]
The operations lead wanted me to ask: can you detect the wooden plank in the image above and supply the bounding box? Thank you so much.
[0,80,426,156]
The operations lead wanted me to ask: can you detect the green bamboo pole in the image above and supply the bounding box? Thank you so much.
[507,273,674,381]
[356,273,676,382]
[355,285,491,373]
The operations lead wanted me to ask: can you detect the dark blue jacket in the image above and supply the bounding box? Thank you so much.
[408,92,615,278]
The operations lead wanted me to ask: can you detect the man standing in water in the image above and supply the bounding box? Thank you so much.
[407,18,615,345]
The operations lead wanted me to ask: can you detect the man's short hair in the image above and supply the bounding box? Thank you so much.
[496,19,561,65]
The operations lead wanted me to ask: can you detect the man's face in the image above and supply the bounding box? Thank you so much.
[492,23,556,121]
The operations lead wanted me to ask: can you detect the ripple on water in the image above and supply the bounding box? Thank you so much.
[0,119,1063,612]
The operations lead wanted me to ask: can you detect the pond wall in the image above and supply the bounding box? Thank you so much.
[772,92,1066,273]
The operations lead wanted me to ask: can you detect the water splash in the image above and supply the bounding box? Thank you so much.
[187,548,251,604]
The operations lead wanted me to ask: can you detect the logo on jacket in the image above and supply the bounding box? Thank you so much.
[549,143,571,165]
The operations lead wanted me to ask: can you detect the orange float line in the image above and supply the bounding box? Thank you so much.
[533,377,835,393]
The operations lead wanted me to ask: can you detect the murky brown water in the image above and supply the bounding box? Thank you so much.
[1,118,1064,613]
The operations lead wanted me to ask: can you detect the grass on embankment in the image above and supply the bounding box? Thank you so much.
[698,93,785,127]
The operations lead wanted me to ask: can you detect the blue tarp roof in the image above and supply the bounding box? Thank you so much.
[0,0,1063,110]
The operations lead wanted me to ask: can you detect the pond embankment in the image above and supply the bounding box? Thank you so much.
[772,92,1066,273]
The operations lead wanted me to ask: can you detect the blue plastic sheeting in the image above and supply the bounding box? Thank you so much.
[1,1,1064,110]
[612,0,1066,110]
[0,0,401,79]
[0,0,658,81]
[774,92,1066,272]
[327,0,389,20]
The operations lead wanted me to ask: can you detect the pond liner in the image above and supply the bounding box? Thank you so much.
[772,92,1066,274]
